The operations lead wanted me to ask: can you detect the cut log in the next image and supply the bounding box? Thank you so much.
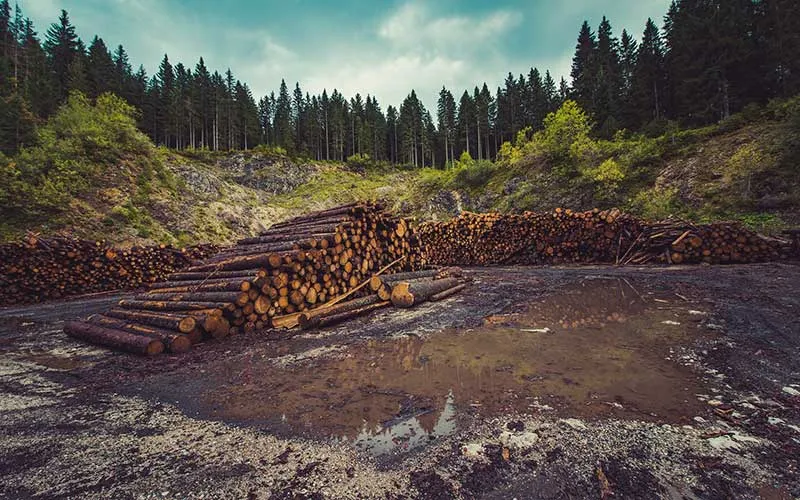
[105,308,196,333]
[391,277,462,308]
[310,301,392,329]
[133,291,242,302]
[298,294,381,329]
[86,315,192,353]
[428,283,467,302]
[65,321,164,356]
[118,299,230,311]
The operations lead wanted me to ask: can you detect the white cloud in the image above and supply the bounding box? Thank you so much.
[379,2,522,54]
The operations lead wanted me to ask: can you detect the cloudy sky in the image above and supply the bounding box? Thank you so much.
[24,0,672,108]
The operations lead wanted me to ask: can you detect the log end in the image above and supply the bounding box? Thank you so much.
[168,335,192,354]
[178,316,197,333]
[390,282,415,308]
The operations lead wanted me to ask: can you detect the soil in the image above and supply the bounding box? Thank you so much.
[1,264,799,499]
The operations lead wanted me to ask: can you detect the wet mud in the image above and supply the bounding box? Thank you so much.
[1,264,799,498]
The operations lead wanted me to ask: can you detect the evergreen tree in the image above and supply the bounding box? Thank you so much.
[665,0,762,124]
[20,18,53,116]
[274,79,293,152]
[0,92,36,154]
[66,41,88,94]
[437,86,456,167]
[630,18,666,128]
[386,104,398,163]
[43,9,79,100]
[595,16,622,137]
[86,36,114,98]
[112,44,132,100]
[618,28,638,128]
[526,68,548,130]
[0,0,12,90]
[763,0,800,96]
[570,20,598,117]
[543,70,558,113]
[192,57,210,148]
[456,90,474,158]
[292,82,305,154]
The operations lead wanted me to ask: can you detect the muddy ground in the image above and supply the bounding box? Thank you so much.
[1,264,799,499]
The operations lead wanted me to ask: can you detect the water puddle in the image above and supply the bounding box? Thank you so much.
[143,277,712,457]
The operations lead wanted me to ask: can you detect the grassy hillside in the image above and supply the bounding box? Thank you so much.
[2,93,798,246]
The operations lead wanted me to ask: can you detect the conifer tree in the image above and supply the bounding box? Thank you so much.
[630,18,666,128]
[570,20,597,117]
[43,9,79,100]
[86,36,114,98]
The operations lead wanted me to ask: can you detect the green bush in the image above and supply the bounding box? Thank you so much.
[452,160,496,190]
[627,186,681,221]
[252,144,288,156]
[1,92,156,218]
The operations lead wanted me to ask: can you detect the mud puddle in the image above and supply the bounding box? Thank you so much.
[137,277,713,457]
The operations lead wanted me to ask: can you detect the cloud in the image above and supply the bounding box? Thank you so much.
[379,2,522,54]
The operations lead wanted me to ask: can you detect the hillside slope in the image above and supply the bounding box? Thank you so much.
[2,95,798,245]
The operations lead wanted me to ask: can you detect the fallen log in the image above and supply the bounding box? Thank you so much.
[429,283,468,302]
[133,291,243,303]
[312,301,392,329]
[391,277,463,308]
[86,315,192,353]
[298,294,381,329]
[118,299,231,312]
[64,321,164,356]
[105,308,196,333]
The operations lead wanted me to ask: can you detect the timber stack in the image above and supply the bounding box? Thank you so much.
[621,220,793,265]
[419,209,792,266]
[64,202,434,355]
[0,235,219,305]
[419,208,642,266]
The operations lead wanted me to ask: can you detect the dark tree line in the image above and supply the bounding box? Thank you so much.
[570,0,800,135]
[1,0,799,164]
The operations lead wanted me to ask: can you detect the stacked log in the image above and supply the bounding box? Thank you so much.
[0,236,219,305]
[64,202,429,354]
[419,208,642,266]
[621,221,792,265]
[419,209,793,266]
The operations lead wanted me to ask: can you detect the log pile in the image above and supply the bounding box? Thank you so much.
[621,220,793,265]
[64,202,432,355]
[0,235,219,305]
[419,209,793,266]
[419,208,642,266]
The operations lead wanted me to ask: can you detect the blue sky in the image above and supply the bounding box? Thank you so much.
[24,0,672,108]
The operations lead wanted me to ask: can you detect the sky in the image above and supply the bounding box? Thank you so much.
[23,0,673,109]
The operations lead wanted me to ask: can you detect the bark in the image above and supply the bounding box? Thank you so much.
[65,321,164,356]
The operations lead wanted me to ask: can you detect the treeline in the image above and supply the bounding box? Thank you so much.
[1,0,799,166]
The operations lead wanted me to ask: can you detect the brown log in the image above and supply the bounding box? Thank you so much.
[105,309,196,333]
[428,283,467,302]
[391,277,462,308]
[308,301,391,329]
[118,299,230,311]
[147,277,251,293]
[134,291,242,302]
[65,321,164,356]
[166,270,257,281]
[86,315,192,353]
[298,294,381,329]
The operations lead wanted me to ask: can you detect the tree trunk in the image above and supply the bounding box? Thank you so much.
[65,321,164,356]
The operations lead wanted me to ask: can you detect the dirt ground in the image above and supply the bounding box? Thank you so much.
[1,264,799,499]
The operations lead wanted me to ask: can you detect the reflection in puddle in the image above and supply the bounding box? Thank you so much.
[347,391,457,456]
[154,278,711,456]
